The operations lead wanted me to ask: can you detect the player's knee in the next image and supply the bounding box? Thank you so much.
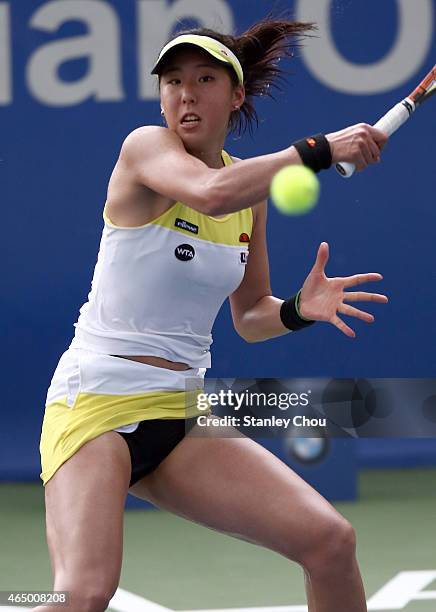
[300,516,356,575]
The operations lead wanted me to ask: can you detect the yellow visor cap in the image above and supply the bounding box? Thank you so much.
[151,34,244,86]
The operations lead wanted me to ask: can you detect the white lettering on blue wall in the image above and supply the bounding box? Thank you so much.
[27,0,124,106]
[0,1,434,105]
[296,0,433,94]
[0,3,11,104]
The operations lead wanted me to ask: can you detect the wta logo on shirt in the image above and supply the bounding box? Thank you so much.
[175,244,195,261]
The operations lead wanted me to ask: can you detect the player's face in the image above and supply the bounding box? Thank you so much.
[159,48,244,149]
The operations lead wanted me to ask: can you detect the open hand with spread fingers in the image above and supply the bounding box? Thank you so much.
[298,242,388,338]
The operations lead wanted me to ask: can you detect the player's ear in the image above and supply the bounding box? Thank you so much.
[232,84,245,110]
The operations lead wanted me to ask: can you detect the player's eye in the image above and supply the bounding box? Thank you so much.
[200,75,214,82]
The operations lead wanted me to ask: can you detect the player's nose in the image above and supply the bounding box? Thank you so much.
[181,84,197,104]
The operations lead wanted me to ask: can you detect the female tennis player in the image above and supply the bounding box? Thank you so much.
[36,17,388,612]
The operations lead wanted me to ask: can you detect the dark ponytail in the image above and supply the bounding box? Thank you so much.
[172,16,316,135]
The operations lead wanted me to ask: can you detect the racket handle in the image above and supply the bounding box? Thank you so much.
[335,161,356,178]
[335,100,415,178]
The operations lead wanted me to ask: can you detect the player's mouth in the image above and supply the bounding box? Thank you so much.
[180,113,202,128]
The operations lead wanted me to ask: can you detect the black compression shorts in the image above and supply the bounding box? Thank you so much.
[115,417,198,486]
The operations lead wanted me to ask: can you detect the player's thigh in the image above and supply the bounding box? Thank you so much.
[45,431,131,590]
[129,422,348,564]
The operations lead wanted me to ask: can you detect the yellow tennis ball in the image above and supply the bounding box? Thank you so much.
[270,165,320,215]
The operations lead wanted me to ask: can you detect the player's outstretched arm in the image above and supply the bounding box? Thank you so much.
[121,126,301,216]
[121,124,387,217]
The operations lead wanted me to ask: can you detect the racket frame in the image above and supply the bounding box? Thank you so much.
[335,64,435,178]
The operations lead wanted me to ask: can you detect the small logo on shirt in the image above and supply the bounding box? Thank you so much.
[239,232,250,243]
[240,251,248,264]
[175,244,195,261]
[175,218,199,234]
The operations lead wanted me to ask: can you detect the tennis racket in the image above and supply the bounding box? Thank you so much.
[336,63,436,178]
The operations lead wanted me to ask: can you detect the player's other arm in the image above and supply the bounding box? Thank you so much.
[229,201,290,343]
[230,204,388,342]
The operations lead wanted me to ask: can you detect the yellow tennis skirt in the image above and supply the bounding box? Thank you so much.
[40,347,206,485]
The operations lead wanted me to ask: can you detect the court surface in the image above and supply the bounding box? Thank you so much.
[0,468,435,611]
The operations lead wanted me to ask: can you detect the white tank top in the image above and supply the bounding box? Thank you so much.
[70,151,253,368]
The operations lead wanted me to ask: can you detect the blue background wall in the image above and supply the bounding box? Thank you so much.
[1,0,435,481]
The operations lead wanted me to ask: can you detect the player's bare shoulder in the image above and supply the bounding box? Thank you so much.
[120,125,184,166]
[105,126,177,227]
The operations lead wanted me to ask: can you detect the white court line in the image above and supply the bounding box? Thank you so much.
[109,587,172,611]
[108,591,308,612]
[414,591,436,599]
[366,570,436,609]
